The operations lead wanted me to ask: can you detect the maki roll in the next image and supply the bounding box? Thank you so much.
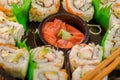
[69,43,103,71]
[72,65,108,80]
[93,0,120,30]
[0,11,7,23]
[0,43,29,79]
[109,2,120,27]
[0,20,24,45]
[0,0,31,30]
[31,46,64,68]
[29,0,60,22]
[33,65,68,80]
[101,24,120,58]
[62,0,94,22]
[0,0,24,16]
[100,0,116,5]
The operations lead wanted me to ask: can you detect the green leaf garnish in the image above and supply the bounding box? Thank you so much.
[57,29,72,40]
[16,39,30,51]
[12,0,31,30]
[28,51,37,80]
[92,0,111,30]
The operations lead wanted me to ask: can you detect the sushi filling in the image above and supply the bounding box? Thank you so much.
[111,27,120,52]
[77,45,94,60]
[77,44,101,61]
[0,27,12,40]
[38,71,59,80]
[33,47,57,63]
[8,0,21,5]
[0,0,24,9]
[1,49,23,63]
[0,12,6,23]
[111,3,120,18]
[73,0,92,11]
[72,65,95,79]
[36,0,54,8]
[100,0,116,4]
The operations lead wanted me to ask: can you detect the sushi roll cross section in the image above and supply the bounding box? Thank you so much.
[0,43,29,79]
[31,46,64,69]
[0,0,24,16]
[33,65,68,80]
[69,43,103,71]
[29,0,60,22]
[0,20,24,45]
[62,0,94,22]
[102,24,120,58]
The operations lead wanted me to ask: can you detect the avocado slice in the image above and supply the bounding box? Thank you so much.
[57,29,72,40]
[38,48,50,60]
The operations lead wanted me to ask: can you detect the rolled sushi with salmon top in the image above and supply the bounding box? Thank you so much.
[31,46,64,68]
[69,43,103,71]
[62,0,94,22]
[0,20,24,45]
[29,0,60,22]
[33,65,68,80]
[0,43,29,79]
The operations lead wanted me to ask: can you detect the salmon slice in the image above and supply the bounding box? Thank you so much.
[42,19,84,49]
[56,39,74,49]
[43,32,57,45]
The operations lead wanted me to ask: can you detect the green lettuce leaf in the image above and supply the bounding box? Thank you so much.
[16,39,30,51]
[28,51,37,80]
[92,0,111,30]
[12,0,31,30]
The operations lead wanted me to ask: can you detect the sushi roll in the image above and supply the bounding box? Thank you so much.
[0,11,7,23]
[0,0,24,16]
[94,0,120,30]
[72,65,108,80]
[29,0,60,22]
[100,0,116,5]
[101,24,120,58]
[0,20,24,45]
[62,0,94,22]
[31,46,64,68]
[109,1,120,27]
[0,43,29,79]
[33,65,68,80]
[69,43,103,71]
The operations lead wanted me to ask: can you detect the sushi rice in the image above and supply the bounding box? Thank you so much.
[0,43,29,79]
[29,0,60,22]
[31,46,64,69]
[69,43,103,71]
[102,24,120,58]
[72,65,108,80]
[33,65,68,80]
[62,0,94,22]
[0,20,24,45]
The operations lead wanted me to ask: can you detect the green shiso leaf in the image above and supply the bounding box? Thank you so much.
[57,29,72,40]
[28,51,37,80]
[92,0,111,30]
[16,39,30,51]
[12,0,31,30]
[101,31,109,47]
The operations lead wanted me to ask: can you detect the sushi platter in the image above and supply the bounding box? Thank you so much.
[0,0,120,80]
